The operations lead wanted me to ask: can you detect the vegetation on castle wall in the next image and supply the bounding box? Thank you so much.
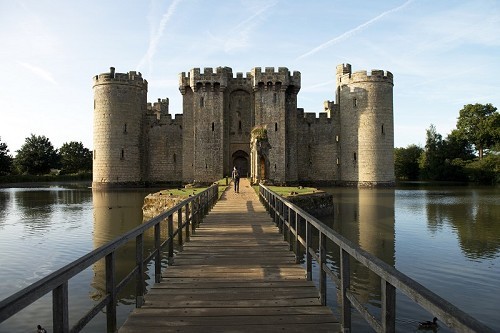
[395,103,500,184]
[251,126,268,141]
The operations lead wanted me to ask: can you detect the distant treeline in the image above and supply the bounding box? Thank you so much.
[395,103,499,184]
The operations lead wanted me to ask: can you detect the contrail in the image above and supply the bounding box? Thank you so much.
[18,61,57,85]
[137,0,183,73]
[296,0,414,60]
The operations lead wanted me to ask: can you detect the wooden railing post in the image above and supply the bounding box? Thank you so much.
[53,282,69,333]
[294,212,300,264]
[191,201,196,233]
[340,248,351,332]
[154,223,161,283]
[288,207,293,249]
[306,220,312,281]
[168,215,174,260]
[382,279,396,333]
[319,232,327,305]
[177,208,183,245]
[186,203,191,239]
[105,252,117,333]
[135,234,144,308]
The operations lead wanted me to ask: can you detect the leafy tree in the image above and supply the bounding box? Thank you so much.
[0,137,13,175]
[465,154,500,184]
[59,141,92,174]
[394,144,423,180]
[419,124,445,180]
[455,103,500,159]
[444,130,475,161]
[14,134,59,175]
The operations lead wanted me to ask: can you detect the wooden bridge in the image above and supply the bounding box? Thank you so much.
[1,179,494,332]
[118,178,339,332]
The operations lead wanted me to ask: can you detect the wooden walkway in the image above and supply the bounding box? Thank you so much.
[119,178,339,332]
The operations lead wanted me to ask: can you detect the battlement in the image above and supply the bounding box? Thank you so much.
[349,69,393,83]
[251,67,301,88]
[297,110,332,124]
[179,67,233,90]
[93,67,147,89]
[147,98,169,113]
[336,63,352,76]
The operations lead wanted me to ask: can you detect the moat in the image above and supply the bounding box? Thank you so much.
[0,184,498,332]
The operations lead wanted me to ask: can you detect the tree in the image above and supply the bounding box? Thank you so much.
[15,134,59,175]
[59,141,92,174]
[455,103,500,159]
[419,124,445,180]
[0,137,13,175]
[394,144,423,180]
[444,129,475,161]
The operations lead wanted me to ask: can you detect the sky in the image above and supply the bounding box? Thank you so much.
[1,0,499,154]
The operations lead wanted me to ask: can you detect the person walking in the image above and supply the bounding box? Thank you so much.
[232,166,240,193]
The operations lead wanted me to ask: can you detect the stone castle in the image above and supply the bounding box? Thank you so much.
[92,64,394,188]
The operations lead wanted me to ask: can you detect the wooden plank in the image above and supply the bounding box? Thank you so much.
[118,179,339,332]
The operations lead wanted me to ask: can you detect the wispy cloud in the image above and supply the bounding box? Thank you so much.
[137,0,183,73]
[18,61,57,85]
[206,0,278,53]
[296,0,414,60]
[225,1,277,52]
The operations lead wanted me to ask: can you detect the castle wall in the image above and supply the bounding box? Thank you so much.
[337,65,394,186]
[180,68,231,183]
[296,111,338,183]
[226,86,253,176]
[180,86,194,183]
[146,109,183,183]
[93,63,394,188]
[92,68,147,187]
[251,67,301,184]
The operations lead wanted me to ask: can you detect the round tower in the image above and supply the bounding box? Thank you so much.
[337,64,394,186]
[92,67,148,187]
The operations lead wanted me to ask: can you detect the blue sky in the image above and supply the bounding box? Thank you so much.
[1,0,499,153]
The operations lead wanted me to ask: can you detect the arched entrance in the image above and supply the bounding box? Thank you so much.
[232,150,249,177]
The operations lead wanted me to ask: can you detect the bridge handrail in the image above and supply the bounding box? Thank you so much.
[258,184,494,333]
[0,183,219,333]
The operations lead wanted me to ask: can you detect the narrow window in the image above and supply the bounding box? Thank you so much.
[353,152,357,161]
[200,97,204,107]
[93,150,96,160]
[273,93,277,104]
[121,149,125,160]
[336,157,339,165]
[353,98,357,107]
[275,122,278,131]
[238,121,242,130]
[212,122,215,131]
[381,124,385,134]
[123,123,127,133]
[173,153,176,163]
[335,135,339,142]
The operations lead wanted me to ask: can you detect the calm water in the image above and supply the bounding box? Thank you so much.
[0,184,499,332]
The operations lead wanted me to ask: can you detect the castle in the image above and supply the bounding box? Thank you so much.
[92,64,394,188]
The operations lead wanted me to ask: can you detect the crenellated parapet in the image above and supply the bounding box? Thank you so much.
[336,63,393,86]
[299,111,332,124]
[250,67,301,92]
[349,70,393,84]
[147,98,169,120]
[179,67,232,93]
[93,67,148,89]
